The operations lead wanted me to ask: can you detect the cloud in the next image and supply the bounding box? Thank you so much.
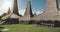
[0,0,13,16]
[19,9,43,16]
[0,0,43,16]
[34,10,43,15]
[19,9,25,16]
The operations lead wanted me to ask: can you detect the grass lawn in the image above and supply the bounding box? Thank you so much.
[2,24,60,32]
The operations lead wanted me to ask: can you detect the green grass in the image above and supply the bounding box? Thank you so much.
[2,24,60,32]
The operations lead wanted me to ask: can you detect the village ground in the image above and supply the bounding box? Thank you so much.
[2,24,60,32]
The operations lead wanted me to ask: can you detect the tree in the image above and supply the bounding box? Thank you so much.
[0,13,6,30]
[1,13,6,17]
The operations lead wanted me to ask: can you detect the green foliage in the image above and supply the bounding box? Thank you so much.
[2,24,60,32]
[1,13,6,17]
[0,13,6,26]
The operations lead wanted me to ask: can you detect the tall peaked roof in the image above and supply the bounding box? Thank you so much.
[7,8,11,14]
[32,0,59,21]
[1,0,21,20]
[34,13,36,16]
[1,8,12,20]
[39,0,59,20]
[19,1,33,21]
[24,1,33,17]
[13,0,20,16]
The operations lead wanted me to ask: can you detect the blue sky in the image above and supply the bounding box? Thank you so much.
[58,0,60,7]
[58,0,60,4]
[0,0,60,16]
[18,0,46,15]
[18,0,45,11]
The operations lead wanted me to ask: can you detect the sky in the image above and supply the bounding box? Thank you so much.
[18,0,45,15]
[58,0,60,9]
[0,0,60,16]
